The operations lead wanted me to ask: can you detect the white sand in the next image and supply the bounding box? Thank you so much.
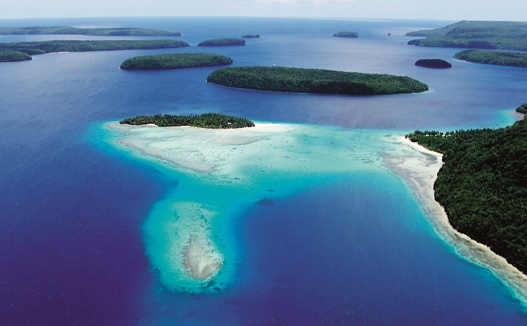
[383,135,527,304]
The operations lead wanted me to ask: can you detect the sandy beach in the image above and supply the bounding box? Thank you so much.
[383,135,527,305]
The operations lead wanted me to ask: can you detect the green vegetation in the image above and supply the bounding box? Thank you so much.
[406,20,527,51]
[333,31,358,38]
[241,34,260,38]
[516,103,527,114]
[415,59,452,68]
[207,66,428,95]
[0,26,180,36]
[120,113,255,129]
[198,38,246,46]
[120,53,233,70]
[454,50,527,68]
[0,50,32,62]
[0,40,189,56]
[405,118,527,274]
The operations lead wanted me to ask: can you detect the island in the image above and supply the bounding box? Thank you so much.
[454,50,527,68]
[405,117,527,274]
[0,40,189,57]
[517,103,527,114]
[415,58,452,68]
[333,31,358,38]
[0,50,32,62]
[119,113,255,129]
[120,53,233,70]
[406,20,527,51]
[198,38,246,46]
[241,34,260,38]
[0,26,180,36]
[206,66,429,95]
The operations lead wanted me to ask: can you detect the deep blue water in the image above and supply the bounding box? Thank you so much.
[0,17,526,325]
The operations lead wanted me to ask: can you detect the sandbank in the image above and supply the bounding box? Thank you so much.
[383,135,527,305]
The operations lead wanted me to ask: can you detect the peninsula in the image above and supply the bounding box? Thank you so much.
[454,50,527,68]
[198,38,246,46]
[415,59,452,68]
[406,20,527,51]
[517,104,527,114]
[333,31,358,38]
[120,53,233,70]
[207,66,428,95]
[0,26,180,36]
[0,50,32,62]
[120,113,255,129]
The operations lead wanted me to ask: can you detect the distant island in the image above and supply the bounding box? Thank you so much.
[207,66,428,95]
[405,118,527,274]
[0,26,180,36]
[120,53,233,70]
[0,50,32,62]
[517,103,527,114]
[454,50,527,68]
[120,113,255,129]
[0,40,189,57]
[333,31,358,38]
[241,34,260,38]
[198,38,246,46]
[406,20,527,51]
[415,59,452,68]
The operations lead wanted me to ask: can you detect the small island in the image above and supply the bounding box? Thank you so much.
[0,50,32,62]
[454,50,527,68]
[120,113,255,129]
[406,20,527,51]
[333,31,358,38]
[120,53,233,70]
[516,103,527,114]
[198,38,246,46]
[0,26,180,36]
[415,59,452,69]
[241,34,260,38]
[405,118,527,274]
[207,66,428,95]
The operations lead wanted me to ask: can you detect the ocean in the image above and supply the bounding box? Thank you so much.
[0,17,526,325]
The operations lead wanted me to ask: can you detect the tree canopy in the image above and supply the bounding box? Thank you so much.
[120,113,255,129]
[454,50,527,68]
[120,53,233,70]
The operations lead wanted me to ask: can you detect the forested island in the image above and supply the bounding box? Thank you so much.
[0,26,180,36]
[415,59,452,68]
[454,50,527,68]
[517,104,527,114]
[333,31,358,38]
[207,66,428,95]
[0,40,189,56]
[405,118,527,274]
[406,20,527,51]
[120,53,233,70]
[241,34,260,38]
[198,38,246,46]
[119,113,255,129]
[0,50,32,62]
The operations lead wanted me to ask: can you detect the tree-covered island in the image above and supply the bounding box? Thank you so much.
[405,118,527,274]
[120,113,255,129]
[406,20,527,51]
[120,53,233,70]
[0,26,180,36]
[333,31,359,38]
[241,34,260,38]
[415,59,452,68]
[0,50,32,62]
[198,38,246,46]
[454,50,527,68]
[207,66,428,95]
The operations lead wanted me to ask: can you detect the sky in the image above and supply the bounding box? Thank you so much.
[1,0,526,21]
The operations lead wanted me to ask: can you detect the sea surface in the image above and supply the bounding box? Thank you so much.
[0,17,526,325]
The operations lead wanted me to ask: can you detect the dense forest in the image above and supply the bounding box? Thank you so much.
[454,50,527,68]
[415,59,452,68]
[0,50,32,62]
[0,26,180,36]
[406,21,527,51]
[517,104,527,114]
[333,31,358,38]
[198,38,246,46]
[207,66,428,95]
[0,40,189,56]
[405,118,527,274]
[120,53,233,70]
[120,113,255,129]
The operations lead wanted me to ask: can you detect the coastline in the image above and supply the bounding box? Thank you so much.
[383,135,527,306]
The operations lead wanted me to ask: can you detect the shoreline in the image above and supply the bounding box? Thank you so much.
[384,136,527,306]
